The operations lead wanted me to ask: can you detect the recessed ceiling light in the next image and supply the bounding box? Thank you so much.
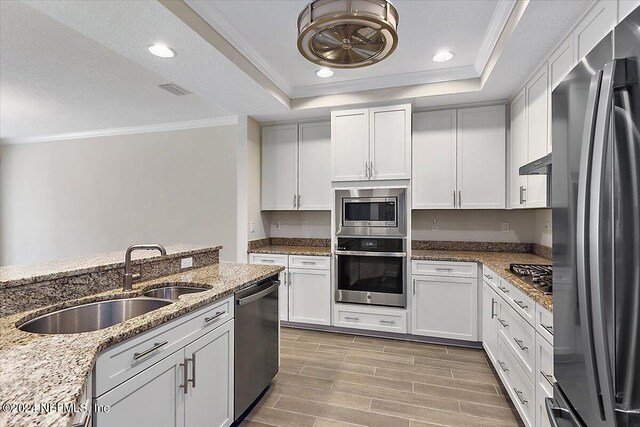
[432,50,454,63]
[316,68,334,78]
[148,44,175,58]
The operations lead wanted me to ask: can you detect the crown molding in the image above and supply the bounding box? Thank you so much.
[291,66,478,98]
[0,116,238,145]
[473,0,517,75]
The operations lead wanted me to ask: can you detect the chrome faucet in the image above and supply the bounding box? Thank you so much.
[123,244,167,292]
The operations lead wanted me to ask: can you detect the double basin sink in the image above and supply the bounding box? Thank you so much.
[19,285,209,335]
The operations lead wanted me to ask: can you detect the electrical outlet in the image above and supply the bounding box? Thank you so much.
[501,222,510,232]
[303,221,309,230]
[544,221,551,234]
[250,221,256,233]
[180,257,193,269]
[432,219,438,231]
[275,221,280,229]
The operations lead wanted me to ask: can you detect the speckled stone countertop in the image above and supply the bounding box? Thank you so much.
[0,262,283,427]
[412,250,553,312]
[249,245,331,257]
[0,244,222,289]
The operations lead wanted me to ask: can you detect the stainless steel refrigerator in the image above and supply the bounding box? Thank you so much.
[548,6,640,427]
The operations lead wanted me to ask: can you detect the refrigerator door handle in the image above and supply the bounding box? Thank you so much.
[576,69,607,420]
[588,59,620,424]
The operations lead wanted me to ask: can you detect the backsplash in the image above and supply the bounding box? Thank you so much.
[412,240,532,253]
[0,246,219,317]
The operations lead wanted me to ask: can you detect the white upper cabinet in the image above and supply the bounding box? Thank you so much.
[573,0,617,61]
[548,37,575,91]
[412,110,457,209]
[261,124,298,210]
[619,0,640,20]
[331,108,369,181]
[261,122,330,211]
[457,105,506,209]
[370,105,412,180]
[509,88,528,209]
[525,65,549,208]
[298,122,331,210]
[332,104,411,181]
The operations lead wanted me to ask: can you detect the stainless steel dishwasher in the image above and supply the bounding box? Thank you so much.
[234,276,279,420]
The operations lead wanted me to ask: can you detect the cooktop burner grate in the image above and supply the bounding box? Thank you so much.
[509,263,553,295]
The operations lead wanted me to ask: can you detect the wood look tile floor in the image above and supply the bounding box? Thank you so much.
[239,327,524,427]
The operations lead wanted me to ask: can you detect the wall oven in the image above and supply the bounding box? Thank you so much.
[335,237,407,307]
[335,188,406,237]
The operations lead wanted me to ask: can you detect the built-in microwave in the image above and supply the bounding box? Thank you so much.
[335,188,406,237]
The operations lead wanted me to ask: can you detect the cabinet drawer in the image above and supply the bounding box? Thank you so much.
[288,255,330,270]
[95,296,233,396]
[495,277,535,326]
[412,260,477,278]
[536,333,554,397]
[536,304,554,345]
[536,389,552,427]
[498,299,536,383]
[249,253,288,267]
[497,336,535,427]
[334,304,407,333]
[482,266,499,288]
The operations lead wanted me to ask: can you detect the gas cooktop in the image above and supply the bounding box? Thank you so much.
[509,263,553,295]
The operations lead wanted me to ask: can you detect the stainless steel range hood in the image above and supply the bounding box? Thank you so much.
[519,153,552,175]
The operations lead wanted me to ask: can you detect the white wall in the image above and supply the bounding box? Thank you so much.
[0,125,238,265]
[412,209,540,243]
[266,211,331,238]
[247,117,267,240]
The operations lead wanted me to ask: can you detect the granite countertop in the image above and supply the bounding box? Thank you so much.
[412,250,553,312]
[0,262,283,427]
[0,244,222,289]
[249,245,331,257]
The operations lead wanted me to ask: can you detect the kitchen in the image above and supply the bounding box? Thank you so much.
[0,1,638,427]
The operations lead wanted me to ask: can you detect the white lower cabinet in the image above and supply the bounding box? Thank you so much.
[497,335,536,427]
[334,303,407,333]
[249,254,289,321]
[411,261,478,341]
[482,281,500,363]
[289,268,331,325]
[536,389,552,427]
[94,300,235,427]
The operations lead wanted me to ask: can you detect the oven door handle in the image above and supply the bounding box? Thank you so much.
[335,250,406,257]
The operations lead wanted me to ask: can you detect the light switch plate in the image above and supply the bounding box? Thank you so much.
[431,219,438,231]
[501,222,510,232]
[275,221,280,229]
[180,257,193,269]
[303,221,309,230]
[250,221,256,233]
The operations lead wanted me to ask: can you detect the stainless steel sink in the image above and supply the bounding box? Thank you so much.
[142,285,209,301]
[18,297,173,334]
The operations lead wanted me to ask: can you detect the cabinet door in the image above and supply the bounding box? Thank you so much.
[525,66,549,208]
[184,320,234,427]
[619,0,640,21]
[509,88,528,209]
[482,282,500,363]
[261,124,298,210]
[412,275,478,341]
[573,0,617,61]
[298,122,331,210]
[331,109,369,181]
[370,105,411,180]
[94,350,185,427]
[288,269,331,325]
[412,110,457,209]
[549,37,575,91]
[457,105,506,209]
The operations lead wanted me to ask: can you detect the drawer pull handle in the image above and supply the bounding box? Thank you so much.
[541,370,554,386]
[498,318,509,327]
[498,286,509,293]
[541,324,554,335]
[484,273,493,280]
[345,316,359,321]
[514,338,529,351]
[435,267,453,272]
[301,261,316,265]
[515,300,529,309]
[188,353,197,388]
[205,311,225,323]
[261,259,275,263]
[133,341,168,360]
[513,388,528,405]
[498,360,509,372]
[379,320,396,325]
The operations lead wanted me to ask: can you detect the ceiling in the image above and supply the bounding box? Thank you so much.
[0,0,592,142]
